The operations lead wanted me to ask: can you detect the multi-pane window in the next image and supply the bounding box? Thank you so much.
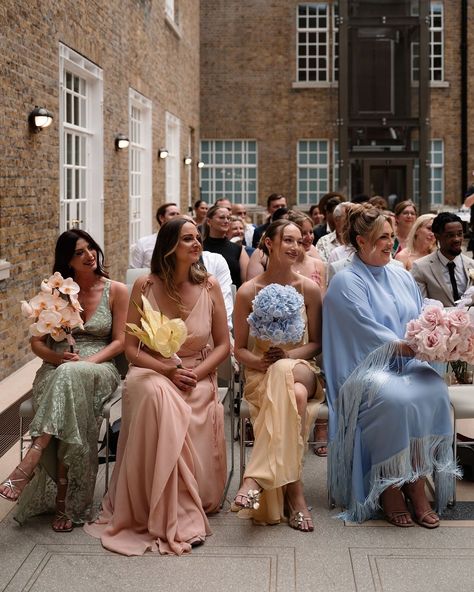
[412,3,444,83]
[200,140,258,205]
[165,112,181,203]
[413,139,444,205]
[297,4,330,82]
[59,44,103,246]
[296,3,339,84]
[129,90,152,249]
[297,140,329,206]
[332,141,339,191]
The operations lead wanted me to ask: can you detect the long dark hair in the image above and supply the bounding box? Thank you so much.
[53,229,108,279]
[150,218,208,311]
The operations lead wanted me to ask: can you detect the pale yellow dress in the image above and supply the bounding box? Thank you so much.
[238,281,324,525]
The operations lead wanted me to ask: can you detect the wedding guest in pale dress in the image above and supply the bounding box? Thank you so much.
[392,200,418,256]
[233,220,324,532]
[0,229,128,532]
[323,204,456,528]
[85,218,230,555]
[395,213,436,271]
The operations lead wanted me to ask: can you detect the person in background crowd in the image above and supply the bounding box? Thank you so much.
[85,218,230,555]
[251,193,287,248]
[1,230,128,533]
[324,204,456,528]
[203,204,249,288]
[368,196,388,210]
[130,203,180,268]
[232,203,255,247]
[411,212,474,306]
[193,200,209,226]
[308,204,325,227]
[392,200,418,257]
[214,198,232,211]
[316,200,351,263]
[395,214,436,271]
[464,185,474,257]
[313,193,345,245]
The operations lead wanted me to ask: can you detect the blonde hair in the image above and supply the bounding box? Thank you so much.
[345,204,389,251]
[405,213,436,253]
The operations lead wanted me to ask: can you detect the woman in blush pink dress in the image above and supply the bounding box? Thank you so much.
[85,218,230,556]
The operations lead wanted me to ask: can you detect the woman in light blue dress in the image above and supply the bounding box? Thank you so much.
[0,230,128,532]
[323,204,457,528]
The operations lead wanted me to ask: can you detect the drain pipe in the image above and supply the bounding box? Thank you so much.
[460,0,468,199]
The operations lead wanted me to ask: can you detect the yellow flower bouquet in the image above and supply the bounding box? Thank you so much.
[126,295,187,365]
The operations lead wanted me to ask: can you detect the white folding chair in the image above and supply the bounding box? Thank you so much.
[448,383,474,506]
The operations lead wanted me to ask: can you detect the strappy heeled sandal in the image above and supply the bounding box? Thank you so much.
[52,478,73,533]
[0,442,43,502]
[414,509,440,529]
[234,484,262,510]
[285,499,314,532]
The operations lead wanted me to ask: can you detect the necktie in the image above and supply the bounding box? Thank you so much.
[447,261,460,302]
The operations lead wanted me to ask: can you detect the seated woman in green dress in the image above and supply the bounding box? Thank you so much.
[0,229,128,532]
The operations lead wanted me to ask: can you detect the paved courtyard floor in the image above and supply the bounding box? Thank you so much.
[1,408,474,592]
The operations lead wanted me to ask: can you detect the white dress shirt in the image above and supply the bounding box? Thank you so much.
[201,251,234,330]
[130,233,157,269]
[437,251,468,298]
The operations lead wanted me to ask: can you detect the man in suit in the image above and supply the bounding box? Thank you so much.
[251,193,287,248]
[411,212,474,306]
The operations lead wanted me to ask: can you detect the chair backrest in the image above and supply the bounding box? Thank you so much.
[126,268,150,293]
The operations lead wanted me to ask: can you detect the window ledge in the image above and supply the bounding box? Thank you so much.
[0,260,11,281]
[411,81,450,88]
[292,81,338,89]
[165,13,182,39]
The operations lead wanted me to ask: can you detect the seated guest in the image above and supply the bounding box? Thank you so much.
[316,201,351,263]
[411,212,474,306]
[252,193,287,248]
[85,218,230,555]
[228,215,254,258]
[130,202,181,268]
[309,204,324,227]
[0,230,128,532]
[193,199,208,226]
[323,204,457,528]
[392,200,417,256]
[214,197,233,211]
[312,192,345,245]
[203,204,249,288]
[395,214,436,271]
[231,203,255,248]
[233,220,324,532]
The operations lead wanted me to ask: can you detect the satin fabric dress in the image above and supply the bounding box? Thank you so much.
[237,280,324,525]
[15,280,120,525]
[322,255,456,522]
[85,277,227,556]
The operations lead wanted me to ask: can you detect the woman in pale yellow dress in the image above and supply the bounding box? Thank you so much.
[233,220,324,531]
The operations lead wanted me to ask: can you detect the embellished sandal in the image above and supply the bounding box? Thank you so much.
[285,500,314,532]
[0,442,43,502]
[234,482,262,510]
[52,478,73,533]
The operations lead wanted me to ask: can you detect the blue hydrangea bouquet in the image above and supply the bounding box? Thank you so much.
[247,283,305,345]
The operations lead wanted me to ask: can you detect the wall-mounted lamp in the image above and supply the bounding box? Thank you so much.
[183,156,192,165]
[28,106,53,132]
[115,133,130,150]
[197,160,205,169]
[158,148,169,159]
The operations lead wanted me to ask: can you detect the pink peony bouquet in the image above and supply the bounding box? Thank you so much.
[20,272,84,350]
[405,298,474,365]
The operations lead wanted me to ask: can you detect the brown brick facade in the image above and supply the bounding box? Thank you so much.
[0,0,200,380]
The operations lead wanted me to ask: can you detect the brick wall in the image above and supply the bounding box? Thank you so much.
[0,0,200,381]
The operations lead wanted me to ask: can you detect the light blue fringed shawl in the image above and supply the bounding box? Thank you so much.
[322,255,458,522]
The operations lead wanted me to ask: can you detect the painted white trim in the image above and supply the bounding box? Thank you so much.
[165,112,181,203]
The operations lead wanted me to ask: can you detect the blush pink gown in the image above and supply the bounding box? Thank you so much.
[85,278,227,555]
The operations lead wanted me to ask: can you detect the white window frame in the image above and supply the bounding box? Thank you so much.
[411,2,445,85]
[297,139,329,206]
[296,3,330,84]
[165,112,181,204]
[59,44,103,247]
[129,89,152,250]
[412,138,444,206]
[199,140,258,205]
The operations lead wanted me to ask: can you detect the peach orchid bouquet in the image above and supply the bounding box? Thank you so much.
[125,295,187,365]
[21,272,84,351]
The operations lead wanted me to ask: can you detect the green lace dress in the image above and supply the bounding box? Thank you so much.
[15,280,120,525]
